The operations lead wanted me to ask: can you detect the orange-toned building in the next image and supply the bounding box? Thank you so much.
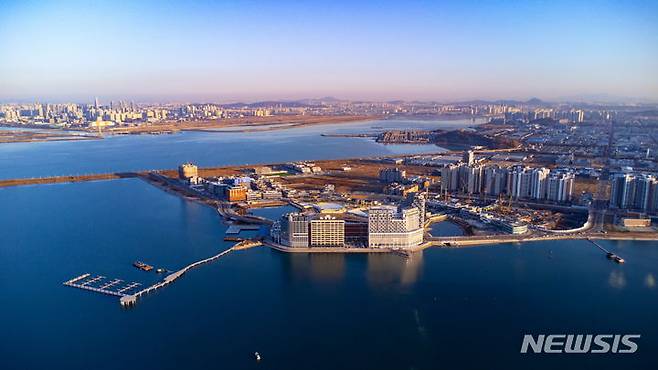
[226,186,247,202]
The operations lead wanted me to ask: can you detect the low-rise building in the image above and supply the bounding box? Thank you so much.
[379,168,407,183]
[622,218,651,227]
[491,219,528,234]
[384,183,419,196]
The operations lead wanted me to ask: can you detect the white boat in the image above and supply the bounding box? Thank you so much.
[255,352,261,361]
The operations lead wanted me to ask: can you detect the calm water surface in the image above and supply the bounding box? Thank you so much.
[429,221,465,237]
[0,118,480,179]
[1,118,657,369]
[1,179,657,370]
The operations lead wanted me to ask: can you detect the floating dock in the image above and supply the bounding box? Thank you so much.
[63,274,142,298]
[65,240,259,307]
[225,224,261,235]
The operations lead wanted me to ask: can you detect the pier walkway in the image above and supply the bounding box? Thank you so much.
[587,238,626,263]
[121,246,235,306]
[588,238,611,254]
[64,239,261,307]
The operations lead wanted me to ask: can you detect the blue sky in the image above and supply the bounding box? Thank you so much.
[1,0,657,102]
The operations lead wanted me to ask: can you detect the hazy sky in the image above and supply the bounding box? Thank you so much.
[1,0,657,103]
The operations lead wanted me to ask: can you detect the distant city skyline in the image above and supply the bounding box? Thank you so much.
[1,0,657,103]
[1,94,656,106]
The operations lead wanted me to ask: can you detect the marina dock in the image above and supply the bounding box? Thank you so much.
[63,274,142,297]
[225,224,261,234]
[63,239,261,307]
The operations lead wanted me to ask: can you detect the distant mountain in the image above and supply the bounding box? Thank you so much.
[222,100,309,108]
[451,98,548,106]
[524,97,545,105]
[295,96,346,105]
[554,93,658,105]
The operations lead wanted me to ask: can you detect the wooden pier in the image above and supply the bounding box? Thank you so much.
[587,238,626,263]
[588,238,610,254]
[121,245,242,307]
[64,240,260,307]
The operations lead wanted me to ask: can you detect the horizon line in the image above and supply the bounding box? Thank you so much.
[2,94,658,106]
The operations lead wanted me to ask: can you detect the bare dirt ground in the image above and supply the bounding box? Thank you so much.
[105,115,378,135]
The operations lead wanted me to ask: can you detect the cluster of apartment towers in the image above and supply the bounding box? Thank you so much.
[610,172,658,213]
[440,151,575,203]
[271,193,426,249]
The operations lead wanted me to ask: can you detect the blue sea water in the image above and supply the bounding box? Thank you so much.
[0,118,478,179]
[1,119,657,369]
[1,179,657,370]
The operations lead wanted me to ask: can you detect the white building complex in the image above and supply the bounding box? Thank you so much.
[272,197,426,250]
[367,205,424,248]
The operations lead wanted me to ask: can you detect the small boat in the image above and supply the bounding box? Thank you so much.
[156,268,166,273]
[254,352,261,361]
[614,256,625,264]
[133,261,153,271]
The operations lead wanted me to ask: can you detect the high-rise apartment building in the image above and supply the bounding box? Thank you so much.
[545,172,574,203]
[530,168,550,200]
[507,165,530,199]
[610,173,658,212]
[463,150,475,166]
[443,163,570,203]
[484,166,508,196]
[441,164,461,192]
